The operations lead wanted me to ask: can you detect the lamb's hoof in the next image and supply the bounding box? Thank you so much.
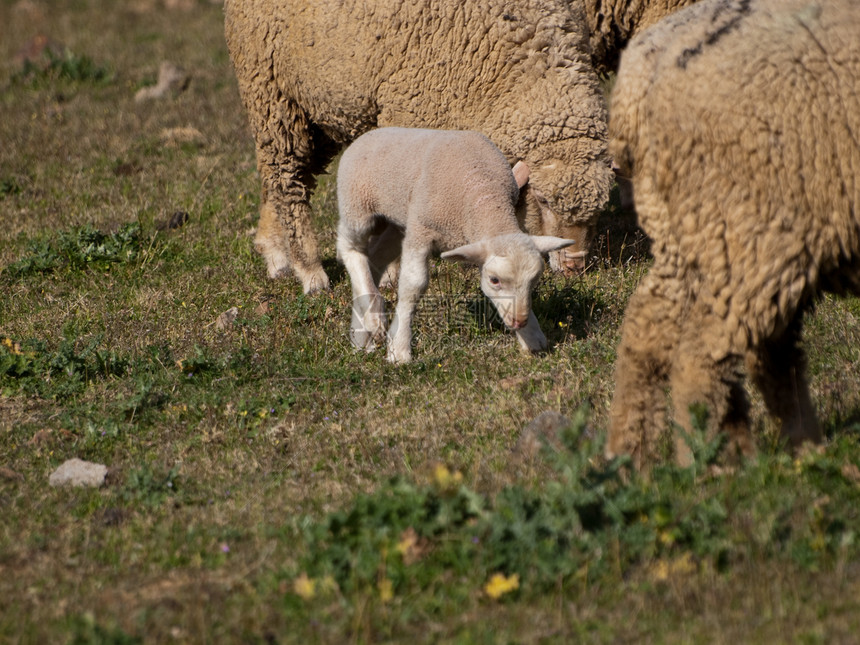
[378,264,399,290]
[350,329,379,351]
[386,347,412,365]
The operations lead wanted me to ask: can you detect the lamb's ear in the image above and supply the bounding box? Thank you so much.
[440,240,490,266]
[512,161,529,190]
[530,236,581,255]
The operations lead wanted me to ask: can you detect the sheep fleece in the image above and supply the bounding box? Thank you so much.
[224,0,610,291]
[580,0,699,73]
[608,0,860,466]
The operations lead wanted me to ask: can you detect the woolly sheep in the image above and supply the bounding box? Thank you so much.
[606,0,859,467]
[580,0,699,74]
[224,0,611,294]
[336,127,577,365]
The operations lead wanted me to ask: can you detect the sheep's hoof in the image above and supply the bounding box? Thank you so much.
[386,346,412,365]
[301,270,331,294]
[350,320,386,351]
[378,264,399,290]
[350,329,377,351]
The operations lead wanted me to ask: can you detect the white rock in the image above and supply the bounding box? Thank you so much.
[49,458,108,488]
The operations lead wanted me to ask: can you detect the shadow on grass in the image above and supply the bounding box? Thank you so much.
[589,182,651,269]
[824,407,860,440]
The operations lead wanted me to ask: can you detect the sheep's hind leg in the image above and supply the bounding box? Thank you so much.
[608,273,681,469]
[337,232,387,351]
[747,315,822,450]
[670,310,753,466]
[387,241,430,365]
[252,100,335,293]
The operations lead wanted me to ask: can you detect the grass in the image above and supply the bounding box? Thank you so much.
[2,1,860,643]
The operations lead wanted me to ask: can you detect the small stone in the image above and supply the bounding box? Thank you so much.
[134,61,190,102]
[158,126,205,148]
[0,466,24,482]
[156,210,189,231]
[513,410,571,461]
[28,429,52,446]
[216,306,239,330]
[49,458,108,488]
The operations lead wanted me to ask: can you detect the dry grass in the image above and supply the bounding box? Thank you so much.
[2,1,860,643]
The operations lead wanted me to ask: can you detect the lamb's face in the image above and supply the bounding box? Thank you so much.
[479,251,544,330]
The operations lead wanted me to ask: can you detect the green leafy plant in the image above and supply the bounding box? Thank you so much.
[13,48,112,86]
[3,223,146,277]
[121,463,182,508]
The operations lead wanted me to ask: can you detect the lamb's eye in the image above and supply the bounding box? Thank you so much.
[489,276,500,286]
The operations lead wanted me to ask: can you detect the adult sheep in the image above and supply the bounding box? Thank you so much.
[224,0,612,294]
[607,0,859,467]
[580,0,700,75]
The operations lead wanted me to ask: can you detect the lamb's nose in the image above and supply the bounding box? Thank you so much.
[510,316,528,330]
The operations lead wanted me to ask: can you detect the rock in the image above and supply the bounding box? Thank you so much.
[158,126,205,148]
[134,61,189,102]
[0,466,24,482]
[156,210,189,231]
[49,458,108,488]
[513,410,571,462]
[215,307,239,330]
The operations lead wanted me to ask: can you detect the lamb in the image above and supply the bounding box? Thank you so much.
[606,0,859,468]
[336,127,577,364]
[224,0,611,294]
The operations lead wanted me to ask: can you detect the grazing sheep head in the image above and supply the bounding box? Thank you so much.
[441,233,577,331]
[514,156,606,274]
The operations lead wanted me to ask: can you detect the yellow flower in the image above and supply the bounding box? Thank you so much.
[2,337,23,355]
[378,577,393,603]
[433,463,463,489]
[293,573,316,600]
[319,575,338,594]
[651,553,696,582]
[484,573,519,599]
[396,527,426,565]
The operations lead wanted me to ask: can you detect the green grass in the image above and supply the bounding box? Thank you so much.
[2,1,860,643]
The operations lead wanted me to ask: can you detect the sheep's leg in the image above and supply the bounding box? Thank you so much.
[387,241,430,365]
[670,311,754,466]
[336,228,387,351]
[607,273,681,469]
[249,98,337,293]
[514,310,548,353]
[367,223,404,288]
[747,316,822,449]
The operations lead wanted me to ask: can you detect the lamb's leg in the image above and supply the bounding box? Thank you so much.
[367,222,404,288]
[747,315,822,449]
[514,310,548,353]
[387,240,430,365]
[670,310,753,466]
[249,99,334,293]
[607,273,681,469]
[336,227,387,350]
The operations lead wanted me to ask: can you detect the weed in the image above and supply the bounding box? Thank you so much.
[121,463,182,508]
[0,177,22,198]
[2,2,860,641]
[12,48,112,86]
[3,223,146,277]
